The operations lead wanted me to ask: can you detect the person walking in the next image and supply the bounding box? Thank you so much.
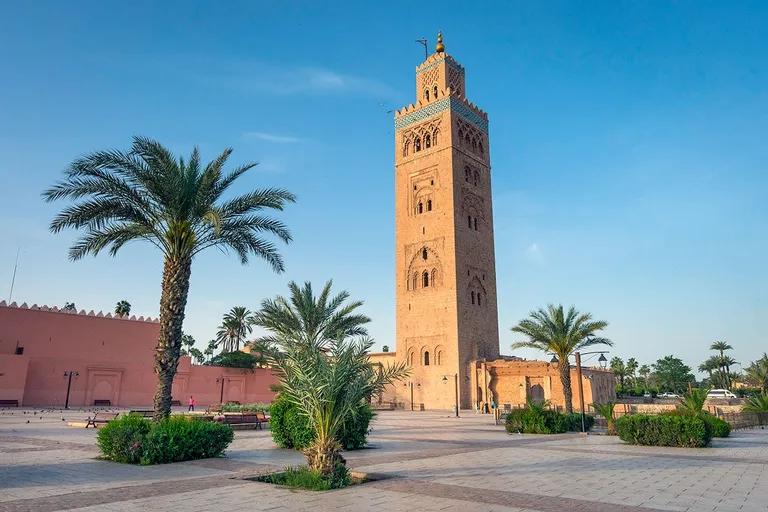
[188,396,196,412]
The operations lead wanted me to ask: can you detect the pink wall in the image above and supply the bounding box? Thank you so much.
[0,302,278,407]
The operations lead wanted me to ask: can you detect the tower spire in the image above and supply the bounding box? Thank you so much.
[436,32,445,53]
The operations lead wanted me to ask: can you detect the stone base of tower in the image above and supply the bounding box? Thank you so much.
[369,352,616,413]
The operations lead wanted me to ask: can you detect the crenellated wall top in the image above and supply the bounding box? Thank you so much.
[0,300,160,323]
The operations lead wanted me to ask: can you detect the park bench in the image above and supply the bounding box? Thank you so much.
[171,400,182,406]
[85,411,120,428]
[0,399,19,407]
[93,399,112,406]
[218,412,262,430]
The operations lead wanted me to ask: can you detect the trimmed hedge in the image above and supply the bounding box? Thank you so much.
[505,406,594,434]
[702,414,731,438]
[615,414,711,447]
[97,414,234,465]
[270,395,374,450]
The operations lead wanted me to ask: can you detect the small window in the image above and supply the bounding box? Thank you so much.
[418,202,423,214]
[422,271,430,288]
[422,248,428,260]
[433,85,438,98]
[409,352,415,366]
[465,167,471,182]
[403,141,410,157]
[474,217,478,230]
[478,294,482,306]
[424,89,430,101]
[424,351,430,366]
[471,291,475,304]
[468,215,472,228]
[415,137,421,152]
[427,199,432,211]
[425,134,431,148]
[433,129,439,146]
[474,171,479,186]
[431,268,437,285]
[436,351,442,365]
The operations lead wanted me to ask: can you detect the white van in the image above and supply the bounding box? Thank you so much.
[706,389,737,399]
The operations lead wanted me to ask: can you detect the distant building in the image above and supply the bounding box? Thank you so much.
[0,301,277,407]
[369,34,615,411]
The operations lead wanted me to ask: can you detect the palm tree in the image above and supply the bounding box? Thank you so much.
[678,388,708,417]
[114,300,131,318]
[592,402,616,435]
[257,281,408,478]
[710,340,734,389]
[743,393,768,413]
[711,340,733,357]
[610,357,629,393]
[744,354,768,392]
[699,356,724,388]
[216,306,255,353]
[44,137,295,420]
[639,364,651,392]
[626,357,639,388]
[511,304,612,414]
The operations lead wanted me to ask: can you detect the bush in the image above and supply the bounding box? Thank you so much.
[221,402,271,413]
[96,414,151,464]
[97,414,234,465]
[504,402,592,434]
[270,395,374,450]
[257,464,350,490]
[615,414,711,447]
[701,414,731,438]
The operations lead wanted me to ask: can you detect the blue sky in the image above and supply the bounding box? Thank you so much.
[1,1,766,374]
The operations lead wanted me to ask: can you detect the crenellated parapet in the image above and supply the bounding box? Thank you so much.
[0,300,159,323]
[394,92,488,133]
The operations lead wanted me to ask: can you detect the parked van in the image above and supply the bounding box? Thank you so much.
[706,389,737,399]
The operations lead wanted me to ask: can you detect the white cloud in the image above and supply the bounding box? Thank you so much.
[525,242,546,264]
[242,132,301,144]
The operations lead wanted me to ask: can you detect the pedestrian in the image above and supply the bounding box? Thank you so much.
[188,395,196,412]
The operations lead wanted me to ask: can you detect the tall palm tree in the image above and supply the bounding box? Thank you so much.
[44,137,295,420]
[710,340,733,357]
[639,364,651,392]
[114,300,131,318]
[511,304,612,414]
[610,357,628,392]
[256,281,408,478]
[626,357,639,388]
[216,306,255,353]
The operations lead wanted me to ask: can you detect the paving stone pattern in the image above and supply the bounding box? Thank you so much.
[0,409,766,511]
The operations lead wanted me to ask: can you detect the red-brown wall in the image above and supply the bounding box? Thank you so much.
[0,302,278,407]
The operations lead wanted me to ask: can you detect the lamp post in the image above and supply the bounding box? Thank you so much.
[442,374,459,417]
[63,371,79,409]
[216,376,228,404]
[549,350,609,432]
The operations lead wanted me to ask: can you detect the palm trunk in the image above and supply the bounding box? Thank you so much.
[153,256,192,421]
[559,362,573,414]
[305,435,345,477]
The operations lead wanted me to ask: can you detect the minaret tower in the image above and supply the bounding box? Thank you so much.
[394,33,500,409]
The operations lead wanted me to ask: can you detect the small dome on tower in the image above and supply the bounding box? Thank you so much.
[436,32,445,53]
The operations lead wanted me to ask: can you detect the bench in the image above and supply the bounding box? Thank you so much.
[0,399,19,407]
[171,400,182,406]
[218,412,262,430]
[85,412,120,428]
[93,399,112,406]
[129,410,154,418]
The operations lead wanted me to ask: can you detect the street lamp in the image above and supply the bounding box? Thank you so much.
[550,355,559,365]
[574,350,610,433]
[63,371,79,409]
[442,374,459,418]
[598,353,608,370]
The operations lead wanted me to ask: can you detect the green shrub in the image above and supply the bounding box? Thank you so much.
[97,414,234,465]
[270,395,374,450]
[221,402,271,413]
[97,414,151,464]
[504,402,591,434]
[615,414,711,447]
[701,414,731,438]
[257,464,350,490]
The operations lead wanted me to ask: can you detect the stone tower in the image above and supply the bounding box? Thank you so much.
[394,34,500,409]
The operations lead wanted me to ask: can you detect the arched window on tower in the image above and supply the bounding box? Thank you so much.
[424,351,430,366]
[417,202,423,214]
[422,248,428,260]
[433,85,438,98]
[422,271,430,288]
[436,350,442,365]
[465,133,471,146]
[474,171,480,186]
[472,138,478,153]
[479,141,484,155]
[409,351,415,366]
[478,293,482,306]
[458,128,464,143]
[412,273,418,290]
[465,166,471,182]
[473,217,478,231]
[424,89,430,101]
[433,129,439,146]
[426,199,432,211]
[467,215,472,228]
[471,291,475,304]
[431,268,437,286]
[403,141,410,157]
[424,133,431,149]
[415,137,421,152]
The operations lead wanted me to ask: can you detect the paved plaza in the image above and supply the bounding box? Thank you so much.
[1,409,767,512]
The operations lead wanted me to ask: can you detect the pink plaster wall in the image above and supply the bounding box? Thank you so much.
[0,302,278,407]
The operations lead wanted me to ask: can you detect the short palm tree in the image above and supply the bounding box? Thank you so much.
[114,300,131,318]
[256,281,409,478]
[216,306,255,353]
[742,393,768,413]
[44,137,295,420]
[626,358,639,388]
[744,354,768,392]
[511,304,612,414]
[678,388,708,417]
[592,402,617,434]
[610,357,629,393]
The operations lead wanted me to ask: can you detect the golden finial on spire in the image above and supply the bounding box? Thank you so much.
[436,32,445,53]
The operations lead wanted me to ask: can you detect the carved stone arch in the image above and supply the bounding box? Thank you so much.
[420,345,430,367]
[432,128,439,146]
[434,344,446,366]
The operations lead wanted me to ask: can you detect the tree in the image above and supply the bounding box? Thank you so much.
[743,354,768,392]
[180,333,196,356]
[207,351,260,369]
[742,393,768,413]
[639,364,651,392]
[216,307,255,353]
[610,357,628,393]
[651,355,694,393]
[678,388,708,417]
[203,340,217,364]
[592,402,616,435]
[63,302,77,311]
[710,340,735,389]
[511,304,612,414]
[114,300,131,318]
[44,136,295,420]
[699,356,726,389]
[257,280,408,478]
[188,347,205,365]
[382,345,389,353]
[626,357,639,388]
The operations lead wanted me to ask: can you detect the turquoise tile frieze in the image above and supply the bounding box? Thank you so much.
[395,97,488,133]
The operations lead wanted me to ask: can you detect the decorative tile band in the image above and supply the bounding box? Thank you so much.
[395,97,488,133]
[416,56,465,75]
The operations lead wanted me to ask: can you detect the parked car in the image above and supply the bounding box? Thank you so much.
[657,392,680,399]
[706,389,737,399]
